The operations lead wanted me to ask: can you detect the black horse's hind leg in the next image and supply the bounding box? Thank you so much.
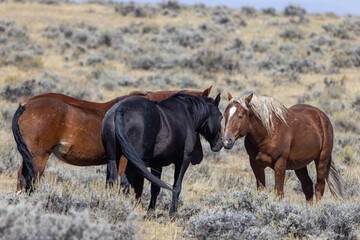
[120,162,137,194]
[105,145,121,187]
[148,166,163,211]
[169,156,191,216]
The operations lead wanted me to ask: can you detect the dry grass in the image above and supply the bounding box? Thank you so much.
[1,2,360,239]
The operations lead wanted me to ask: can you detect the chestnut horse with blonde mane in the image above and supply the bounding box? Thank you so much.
[222,93,343,202]
[12,87,212,194]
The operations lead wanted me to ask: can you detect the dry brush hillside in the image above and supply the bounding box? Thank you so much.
[0,1,360,239]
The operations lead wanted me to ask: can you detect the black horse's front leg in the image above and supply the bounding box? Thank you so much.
[169,155,191,216]
[148,166,163,211]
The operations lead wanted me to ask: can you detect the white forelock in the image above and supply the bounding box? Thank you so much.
[228,94,288,132]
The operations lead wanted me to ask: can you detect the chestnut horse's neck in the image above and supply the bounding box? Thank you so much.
[245,110,272,146]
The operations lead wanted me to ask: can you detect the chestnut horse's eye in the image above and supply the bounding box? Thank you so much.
[238,115,243,120]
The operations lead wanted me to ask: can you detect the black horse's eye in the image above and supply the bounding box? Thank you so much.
[238,115,243,120]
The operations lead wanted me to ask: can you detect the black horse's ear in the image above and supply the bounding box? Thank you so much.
[214,93,221,106]
[245,93,253,107]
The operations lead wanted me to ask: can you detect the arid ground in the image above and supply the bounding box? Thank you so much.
[0,1,360,239]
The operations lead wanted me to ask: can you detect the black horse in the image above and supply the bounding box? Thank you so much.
[101,93,223,215]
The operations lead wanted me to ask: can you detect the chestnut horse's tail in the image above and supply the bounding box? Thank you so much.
[326,157,344,200]
[12,104,34,190]
[114,111,174,192]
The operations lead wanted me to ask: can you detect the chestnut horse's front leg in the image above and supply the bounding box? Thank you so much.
[273,156,288,198]
[249,157,266,190]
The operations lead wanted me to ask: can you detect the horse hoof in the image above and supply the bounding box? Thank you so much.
[16,190,22,195]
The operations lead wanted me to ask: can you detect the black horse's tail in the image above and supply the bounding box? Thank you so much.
[12,104,34,190]
[114,111,174,192]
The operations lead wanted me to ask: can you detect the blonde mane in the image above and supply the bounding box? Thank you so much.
[231,94,288,132]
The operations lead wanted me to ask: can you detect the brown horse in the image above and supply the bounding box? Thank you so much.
[222,93,343,202]
[12,87,212,194]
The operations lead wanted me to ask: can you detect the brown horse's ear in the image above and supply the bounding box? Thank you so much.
[245,93,253,107]
[214,93,221,106]
[202,86,212,97]
[228,92,233,101]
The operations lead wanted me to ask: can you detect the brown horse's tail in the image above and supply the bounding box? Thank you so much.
[326,156,344,200]
[114,111,174,193]
[12,104,34,192]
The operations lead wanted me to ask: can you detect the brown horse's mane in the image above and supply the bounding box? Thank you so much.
[232,94,289,132]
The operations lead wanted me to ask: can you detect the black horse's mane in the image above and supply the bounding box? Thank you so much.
[171,93,212,129]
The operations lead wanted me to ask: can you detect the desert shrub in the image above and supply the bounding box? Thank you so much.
[352,93,360,109]
[128,52,179,70]
[0,20,44,69]
[89,66,138,90]
[322,24,351,39]
[0,201,138,240]
[114,2,159,18]
[350,44,360,67]
[211,7,235,31]
[0,72,98,103]
[311,36,336,48]
[197,22,226,44]
[224,38,245,53]
[0,144,19,174]
[154,24,204,48]
[223,78,246,91]
[334,112,359,133]
[323,76,346,99]
[86,55,105,65]
[138,71,200,89]
[262,7,277,16]
[183,49,240,73]
[283,5,306,17]
[186,188,360,239]
[251,39,270,53]
[187,209,258,240]
[331,49,353,68]
[278,42,296,54]
[1,78,54,102]
[278,26,304,40]
[161,0,181,11]
[42,25,60,39]
[241,6,256,17]
[259,52,318,76]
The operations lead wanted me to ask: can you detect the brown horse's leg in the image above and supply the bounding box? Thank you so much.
[16,163,25,194]
[315,155,330,201]
[249,158,265,190]
[118,156,128,177]
[295,167,314,203]
[32,153,51,185]
[273,157,287,198]
[17,152,50,194]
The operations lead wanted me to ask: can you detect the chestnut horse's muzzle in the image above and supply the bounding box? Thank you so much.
[222,136,234,149]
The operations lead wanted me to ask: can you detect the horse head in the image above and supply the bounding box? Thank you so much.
[198,93,223,152]
[222,92,253,149]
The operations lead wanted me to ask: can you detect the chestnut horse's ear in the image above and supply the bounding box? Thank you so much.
[202,86,212,97]
[227,92,233,101]
[245,93,253,107]
[214,93,221,107]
